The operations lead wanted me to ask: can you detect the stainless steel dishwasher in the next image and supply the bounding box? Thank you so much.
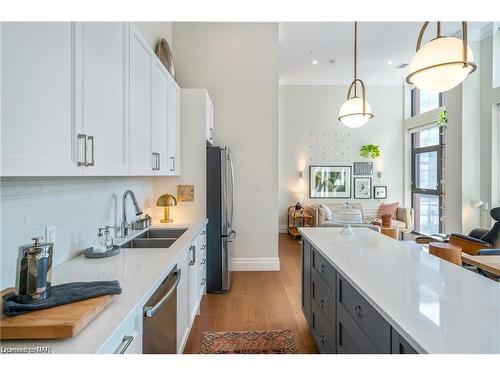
[143,265,181,354]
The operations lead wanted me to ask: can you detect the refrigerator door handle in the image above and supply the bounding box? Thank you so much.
[228,154,235,228]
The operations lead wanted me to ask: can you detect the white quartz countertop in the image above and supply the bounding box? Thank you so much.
[299,227,500,354]
[0,218,207,354]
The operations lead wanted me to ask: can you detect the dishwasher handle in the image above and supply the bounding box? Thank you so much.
[143,269,181,318]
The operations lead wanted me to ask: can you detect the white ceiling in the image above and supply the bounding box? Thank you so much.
[279,22,489,86]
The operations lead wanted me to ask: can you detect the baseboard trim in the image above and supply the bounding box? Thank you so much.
[230,257,280,271]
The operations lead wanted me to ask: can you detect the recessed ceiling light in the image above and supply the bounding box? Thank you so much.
[312,60,319,65]
[387,60,393,65]
[329,59,338,65]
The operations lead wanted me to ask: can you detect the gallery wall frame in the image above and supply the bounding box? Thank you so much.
[309,165,352,199]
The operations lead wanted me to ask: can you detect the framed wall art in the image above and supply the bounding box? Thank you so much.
[354,177,372,199]
[353,162,373,176]
[309,165,352,198]
[373,185,388,199]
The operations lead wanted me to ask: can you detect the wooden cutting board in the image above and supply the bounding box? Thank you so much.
[0,288,113,340]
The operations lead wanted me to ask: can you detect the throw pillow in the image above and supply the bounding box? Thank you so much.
[320,204,333,220]
[379,202,399,219]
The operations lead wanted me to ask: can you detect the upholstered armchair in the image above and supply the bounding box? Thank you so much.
[415,207,500,255]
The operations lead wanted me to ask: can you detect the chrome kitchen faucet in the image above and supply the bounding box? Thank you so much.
[121,190,143,237]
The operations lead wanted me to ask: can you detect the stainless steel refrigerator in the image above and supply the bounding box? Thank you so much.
[206,145,235,293]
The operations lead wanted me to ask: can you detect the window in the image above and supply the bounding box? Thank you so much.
[411,88,442,116]
[411,127,443,235]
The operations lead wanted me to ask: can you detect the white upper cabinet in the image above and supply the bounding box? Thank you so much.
[129,25,152,175]
[151,59,169,176]
[1,22,80,176]
[206,93,215,145]
[78,22,129,175]
[167,77,181,176]
[1,22,181,178]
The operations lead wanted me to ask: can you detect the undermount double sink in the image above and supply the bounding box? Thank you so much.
[121,228,187,249]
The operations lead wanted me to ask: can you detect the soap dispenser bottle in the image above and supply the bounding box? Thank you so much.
[93,228,106,253]
[104,226,114,250]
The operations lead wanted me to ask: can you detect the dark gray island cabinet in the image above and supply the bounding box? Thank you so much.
[301,238,418,354]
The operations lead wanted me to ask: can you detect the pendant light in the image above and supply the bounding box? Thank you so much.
[338,22,374,128]
[406,22,476,93]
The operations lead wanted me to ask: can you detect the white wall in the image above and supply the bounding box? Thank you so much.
[0,177,156,289]
[135,22,173,51]
[461,41,482,232]
[279,85,404,227]
[444,86,464,234]
[172,23,280,269]
[480,35,500,220]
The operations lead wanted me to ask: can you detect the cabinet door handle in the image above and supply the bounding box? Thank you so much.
[189,245,196,266]
[77,133,87,166]
[201,230,206,235]
[158,153,161,170]
[201,258,206,265]
[201,278,206,285]
[151,153,155,170]
[319,334,326,344]
[354,305,363,318]
[210,128,214,140]
[201,244,206,250]
[87,135,95,166]
[116,335,134,354]
[319,264,325,273]
[170,156,175,172]
[320,299,325,308]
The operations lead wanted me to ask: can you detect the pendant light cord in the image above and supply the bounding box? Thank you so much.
[354,21,357,97]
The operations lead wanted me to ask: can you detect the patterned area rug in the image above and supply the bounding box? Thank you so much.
[200,330,298,354]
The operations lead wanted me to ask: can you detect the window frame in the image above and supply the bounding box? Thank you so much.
[410,89,445,235]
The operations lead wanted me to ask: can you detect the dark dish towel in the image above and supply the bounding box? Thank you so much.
[2,280,122,317]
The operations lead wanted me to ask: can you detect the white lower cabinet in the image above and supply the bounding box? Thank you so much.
[197,229,207,300]
[176,245,189,353]
[175,225,207,353]
[187,242,199,323]
[98,306,143,354]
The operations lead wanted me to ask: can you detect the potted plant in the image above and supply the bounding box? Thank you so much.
[381,213,392,227]
[437,110,447,127]
[360,144,381,159]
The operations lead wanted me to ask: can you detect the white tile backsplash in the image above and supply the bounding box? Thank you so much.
[0,177,157,289]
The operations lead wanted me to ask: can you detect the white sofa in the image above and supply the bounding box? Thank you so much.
[305,203,414,235]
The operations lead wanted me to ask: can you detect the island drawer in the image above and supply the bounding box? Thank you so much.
[337,274,391,353]
[337,304,378,354]
[311,270,335,322]
[311,299,335,353]
[312,248,335,290]
[391,328,418,354]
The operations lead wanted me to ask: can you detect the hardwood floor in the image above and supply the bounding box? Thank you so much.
[183,233,318,353]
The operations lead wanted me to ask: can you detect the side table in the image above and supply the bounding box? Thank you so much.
[287,206,312,240]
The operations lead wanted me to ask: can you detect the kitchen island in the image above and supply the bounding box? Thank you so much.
[299,227,500,354]
[0,219,207,354]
